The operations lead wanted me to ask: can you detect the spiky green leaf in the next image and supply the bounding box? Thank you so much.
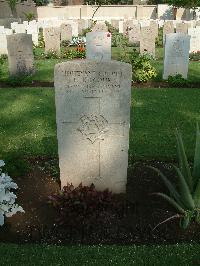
[175,128,193,191]
[173,165,195,210]
[148,166,183,207]
[193,179,200,207]
[193,123,200,184]
[153,192,185,214]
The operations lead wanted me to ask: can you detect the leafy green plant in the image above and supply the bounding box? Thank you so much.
[7,0,18,17]
[4,153,30,178]
[155,27,163,48]
[6,74,33,86]
[128,49,157,83]
[37,29,45,48]
[167,74,189,87]
[61,40,71,48]
[43,49,60,59]
[48,183,123,228]
[23,12,35,22]
[62,49,85,59]
[149,124,200,229]
[105,21,130,48]
[189,51,200,61]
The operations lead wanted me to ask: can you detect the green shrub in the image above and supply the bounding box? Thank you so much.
[62,49,86,59]
[167,74,189,87]
[155,27,163,48]
[4,153,30,178]
[33,0,49,6]
[149,124,200,229]
[128,49,157,83]
[43,49,60,59]
[23,12,35,22]
[105,21,130,48]
[6,74,33,86]
[189,51,200,61]
[36,29,45,48]
[61,40,71,48]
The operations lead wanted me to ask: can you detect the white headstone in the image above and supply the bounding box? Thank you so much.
[7,33,34,76]
[26,24,39,46]
[163,33,190,79]
[15,24,26,34]
[60,23,72,42]
[140,26,155,57]
[92,22,108,32]
[188,27,200,53]
[54,60,132,193]
[43,27,60,53]
[128,24,140,44]
[86,32,111,61]
[0,33,8,55]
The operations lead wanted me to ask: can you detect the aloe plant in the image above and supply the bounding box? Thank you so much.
[150,123,200,229]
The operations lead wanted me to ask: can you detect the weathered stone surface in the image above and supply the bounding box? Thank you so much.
[123,20,134,36]
[43,27,60,53]
[188,27,200,52]
[92,22,108,32]
[86,32,111,61]
[54,60,132,193]
[176,22,188,34]
[7,33,34,75]
[77,19,87,35]
[60,23,72,42]
[128,24,140,44]
[0,33,8,55]
[111,19,119,30]
[163,21,174,44]
[140,26,155,57]
[150,20,158,38]
[26,24,39,46]
[163,33,190,79]
[15,24,26,33]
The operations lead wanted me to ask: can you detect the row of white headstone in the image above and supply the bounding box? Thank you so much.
[5,29,191,82]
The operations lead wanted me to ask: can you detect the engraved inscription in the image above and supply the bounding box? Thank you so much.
[77,114,109,143]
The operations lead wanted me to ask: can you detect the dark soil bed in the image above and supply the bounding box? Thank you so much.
[1,159,200,245]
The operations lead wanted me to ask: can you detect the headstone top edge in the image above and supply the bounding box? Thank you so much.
[54,59,132,70]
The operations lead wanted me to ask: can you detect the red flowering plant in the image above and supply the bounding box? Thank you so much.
[189,50,200,61]
[48,183,124,229]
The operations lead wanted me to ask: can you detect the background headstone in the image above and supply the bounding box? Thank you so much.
[44,27,60,53]
[54,60,132,193]
[128,24,140,44]
[163,21,174,44]
[86,32,111,61]
[15,24,26,34]
[188,27,200,52]
[92,22,108,32]
[163,33,190,79]
[60,23,72,42]
[140,26,155,57]
[176,22,188,34]
[7,33,34,76]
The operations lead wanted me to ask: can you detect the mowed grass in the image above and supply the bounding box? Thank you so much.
[0,243,200,266]
[1,47,200,83]
[0,88,200,162]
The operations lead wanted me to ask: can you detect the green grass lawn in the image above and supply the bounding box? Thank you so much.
[0,243,200,266]
[1,47,200,83]
[0,87,200,162]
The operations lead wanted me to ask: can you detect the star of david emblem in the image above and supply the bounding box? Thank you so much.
[77,114,109,143]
